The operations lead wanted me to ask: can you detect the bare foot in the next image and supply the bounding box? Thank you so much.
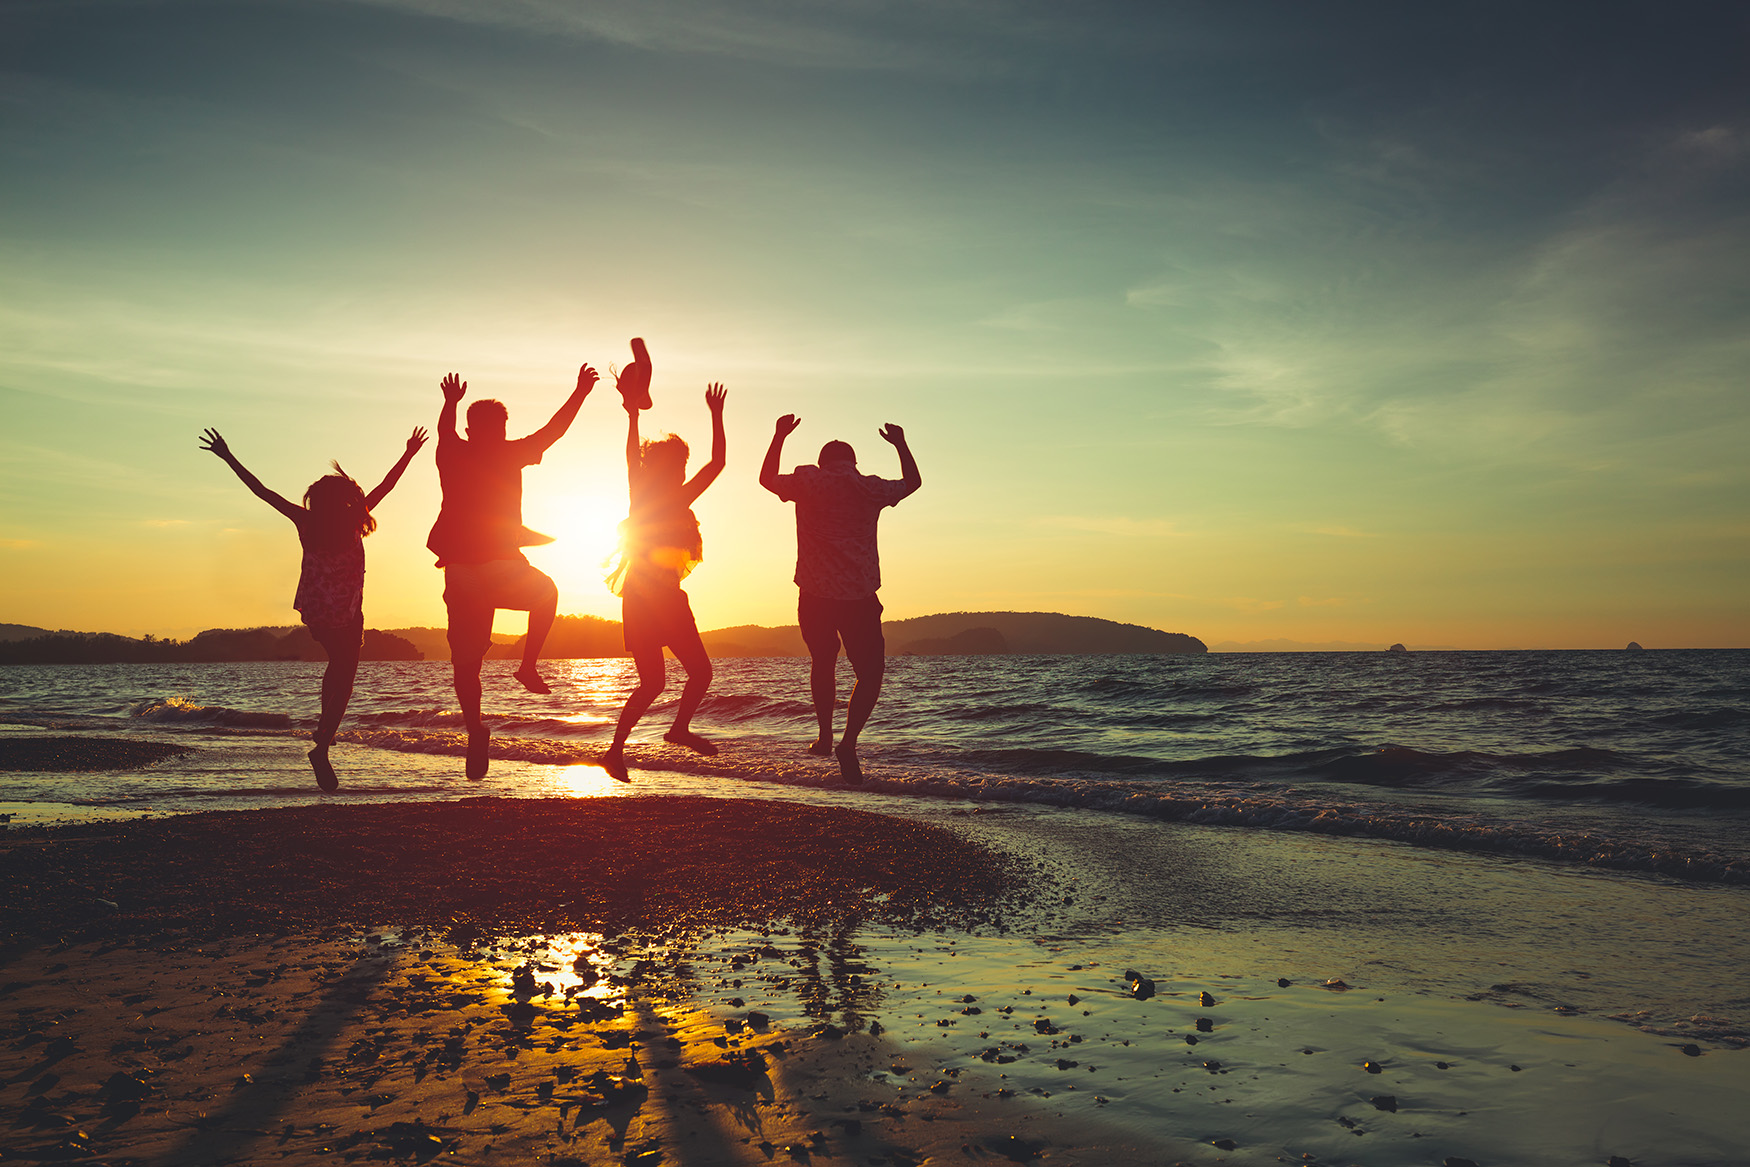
[466,726,490,781]
[602,746,630,783]
[806,738,834,757]
[664,729,718,756]
[514,666,552,695]
[308,745,338,793]
[834,741,863,786]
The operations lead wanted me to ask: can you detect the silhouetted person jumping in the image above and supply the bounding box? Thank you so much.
[200,425,426,792]
[429,366,597,779]
[760,415,921,784]
[602,354,727,782]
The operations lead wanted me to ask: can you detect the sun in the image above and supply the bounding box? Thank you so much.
[522,490,626,606]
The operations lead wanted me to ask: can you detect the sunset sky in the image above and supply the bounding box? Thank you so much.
[3,1,1746,649]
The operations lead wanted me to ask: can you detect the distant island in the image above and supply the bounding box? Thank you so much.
[0,626,420,665]
[0,611,1204,663]
[491,610,1204,660]
[1210,637,1462,652]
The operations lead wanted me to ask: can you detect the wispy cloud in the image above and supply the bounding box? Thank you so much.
[1219,596,1286,613]
[346,0,999,74]
[1038,515,1182,538]
[1302,525,1376,538]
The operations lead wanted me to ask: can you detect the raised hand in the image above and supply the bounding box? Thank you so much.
[705,383,727,414]
[199,428,231,460]
[879,423,906,446]
[774,414,801,438]
[441,373,467,402]
[405,426,429,454]
[576,364,599,395]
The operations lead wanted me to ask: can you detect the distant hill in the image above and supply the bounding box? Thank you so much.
[885,611,1204,655]
[701,624,808,658]
[0,611,1203,662]
[466,610,1202,659]
[0,623,51,642]
[0,626,421,664]
[485,615,624,661]
[1211,638,1462,652]
[386,626,520,663]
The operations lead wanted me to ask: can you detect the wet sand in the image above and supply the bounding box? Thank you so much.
[5,793,1750,1165]
[0,736,194,773]
[0,797,1018,944]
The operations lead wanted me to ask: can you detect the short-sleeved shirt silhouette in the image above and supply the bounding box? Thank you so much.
[427,435,552,568]
[771,463,910,601]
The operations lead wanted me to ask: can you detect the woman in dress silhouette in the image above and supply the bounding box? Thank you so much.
[602,377,725,781]
[200,426,426,791]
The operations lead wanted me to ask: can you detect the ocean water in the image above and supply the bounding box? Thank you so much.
[2,649,1747,884]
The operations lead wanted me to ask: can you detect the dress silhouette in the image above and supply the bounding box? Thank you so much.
[602,362,726,782]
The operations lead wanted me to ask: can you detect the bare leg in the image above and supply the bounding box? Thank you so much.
[663,627,717,755]
[840,654,884,747]
[314,646,361,747]
[808,651,837,755]
[605,645,666,781]
[307,625,361,793]
[514,575,559,694]
[447,601,494,780]
[834,644,885,785]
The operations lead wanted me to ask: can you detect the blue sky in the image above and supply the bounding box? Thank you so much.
[2,1,1746,646]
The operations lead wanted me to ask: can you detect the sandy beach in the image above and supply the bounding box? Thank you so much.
[5,783,1750,1166]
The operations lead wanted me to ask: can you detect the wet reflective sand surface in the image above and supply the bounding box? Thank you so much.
[5,792,1750,1165]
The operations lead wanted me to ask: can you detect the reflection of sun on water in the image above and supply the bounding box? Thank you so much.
[500,932,620,1002]
[549,762,635,799]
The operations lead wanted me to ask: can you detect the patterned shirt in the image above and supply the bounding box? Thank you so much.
[771,464,911,601]
[292,522,365,629]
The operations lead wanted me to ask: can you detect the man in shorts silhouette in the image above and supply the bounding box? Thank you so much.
[760,414,921,784]
[429,366,597,778]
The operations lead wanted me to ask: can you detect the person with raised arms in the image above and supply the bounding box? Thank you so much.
[200,424,426,791]
[601,339,727,781]
[759,414,920,784]
[428,365,597,779]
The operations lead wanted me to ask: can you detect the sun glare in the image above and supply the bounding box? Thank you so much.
[524,492,625,602]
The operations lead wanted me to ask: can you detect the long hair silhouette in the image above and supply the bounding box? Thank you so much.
[302,464,377,541]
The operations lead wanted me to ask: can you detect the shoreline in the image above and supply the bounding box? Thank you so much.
[5,721,1745,888]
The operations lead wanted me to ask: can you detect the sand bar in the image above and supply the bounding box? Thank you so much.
[0,737,194,774]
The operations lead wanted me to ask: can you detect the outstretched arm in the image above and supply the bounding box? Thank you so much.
[623,397,642,489]
[528,364,599,452]
[759,414,801,496]
[199,429,303,522]
[366,427,429,510]
[437,373,466,444]
[682,384,727,504]
[880,423,922,499]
